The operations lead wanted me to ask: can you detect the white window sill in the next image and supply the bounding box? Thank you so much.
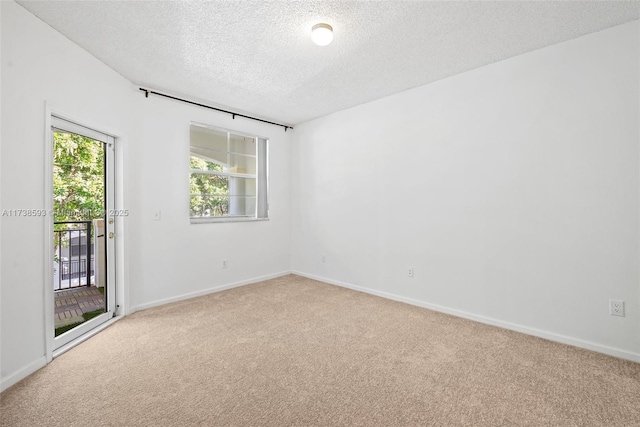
[190,217,269,224]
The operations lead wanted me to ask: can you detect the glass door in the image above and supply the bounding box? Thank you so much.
[51,116,116,350]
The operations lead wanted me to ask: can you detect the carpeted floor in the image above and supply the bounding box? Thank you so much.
[1,274,639,426]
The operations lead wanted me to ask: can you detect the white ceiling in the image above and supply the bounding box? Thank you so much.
[16,1,640,126]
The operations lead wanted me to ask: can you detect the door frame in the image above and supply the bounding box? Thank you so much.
[43,103,127,361]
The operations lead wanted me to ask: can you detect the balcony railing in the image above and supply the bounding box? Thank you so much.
[54,221,94,291]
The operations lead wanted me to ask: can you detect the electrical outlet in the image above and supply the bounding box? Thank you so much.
[609,299,625,317]
[222,259,228,269]
[407,267,414,278]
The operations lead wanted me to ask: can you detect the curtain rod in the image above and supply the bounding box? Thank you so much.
[139,88,293,132]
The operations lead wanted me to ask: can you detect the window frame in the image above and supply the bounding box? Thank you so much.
[189,122,269,224]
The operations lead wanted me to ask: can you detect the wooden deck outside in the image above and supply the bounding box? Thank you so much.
[54,286,105,329]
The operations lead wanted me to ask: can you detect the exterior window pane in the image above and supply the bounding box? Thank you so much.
[189,124,267,222]
[230,134,256,155]
[190,195,229,218]
[229,154,256,175]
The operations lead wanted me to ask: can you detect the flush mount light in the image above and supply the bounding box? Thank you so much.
[311,23,333,46]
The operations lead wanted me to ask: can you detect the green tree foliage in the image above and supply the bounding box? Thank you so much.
[53,132,104,222]
[190,156,229,217]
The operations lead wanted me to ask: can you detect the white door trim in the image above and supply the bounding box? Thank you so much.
[44,102,127,361]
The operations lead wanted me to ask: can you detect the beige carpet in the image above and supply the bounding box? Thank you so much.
[1,274,639,426]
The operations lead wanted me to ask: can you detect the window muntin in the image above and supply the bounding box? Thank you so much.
[190,124,268,222]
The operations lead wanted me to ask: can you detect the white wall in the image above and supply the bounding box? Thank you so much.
[0,1,135,389]
[291,21,640,361]
[127,95,291,311]
[1,0,637,393]
[0,0,4,394]
[0,0,291,390]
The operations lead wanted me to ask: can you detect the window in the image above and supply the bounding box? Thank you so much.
[189,123,268,222]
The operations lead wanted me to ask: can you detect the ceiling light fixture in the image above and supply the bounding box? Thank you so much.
[311,23,333,46]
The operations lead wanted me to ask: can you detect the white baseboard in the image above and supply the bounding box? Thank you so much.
[0,355,47,393]
[4,270,636,393]
[2,271,292,393]
[131,270,292,313]
[292,271,640,364]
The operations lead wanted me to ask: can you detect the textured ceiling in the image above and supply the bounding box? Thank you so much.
[16,1,640,126]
